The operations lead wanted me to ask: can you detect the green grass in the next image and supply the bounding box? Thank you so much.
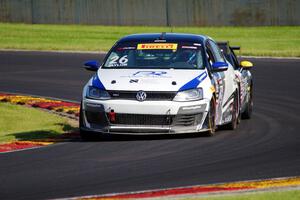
[0,102,75,143]
[185,189,300,200]
[0,23,299,57]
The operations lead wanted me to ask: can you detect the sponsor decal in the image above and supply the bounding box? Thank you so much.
[182,46,197,49]
[154,39,167,42]
[137,43,177,50]
[117,47,135,50]
[223,114,233,124]
[210,85,216,93]
[133,71,168,77]
[212,73,225,124]
[129,79,139,83]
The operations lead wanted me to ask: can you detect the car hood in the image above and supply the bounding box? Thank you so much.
[92,68,208,91]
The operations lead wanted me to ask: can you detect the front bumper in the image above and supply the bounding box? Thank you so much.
[81,98,210,135]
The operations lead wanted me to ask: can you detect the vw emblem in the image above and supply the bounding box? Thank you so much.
[136,91,147,101]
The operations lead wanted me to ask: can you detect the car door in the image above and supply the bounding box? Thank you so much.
[205,41,225,124]
[206,40,236,124]
[209,40,236,105]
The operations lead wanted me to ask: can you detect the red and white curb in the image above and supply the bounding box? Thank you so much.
[56,176,300,200]
[0,93,80,153]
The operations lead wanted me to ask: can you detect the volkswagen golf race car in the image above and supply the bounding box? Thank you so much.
[80,33,253,139]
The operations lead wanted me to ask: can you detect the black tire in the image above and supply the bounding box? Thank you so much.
[206,97,217,136]
[242,84,253,119]
[223,91,239,130]
[79,103,96,141]
[80,129,95,141]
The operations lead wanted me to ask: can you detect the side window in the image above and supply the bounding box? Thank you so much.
[208,40,225,62]
[230,49,239,69]
[205,44,215,66]
[196,51,203,69]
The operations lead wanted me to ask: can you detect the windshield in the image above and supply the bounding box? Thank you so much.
[103,42,205,69]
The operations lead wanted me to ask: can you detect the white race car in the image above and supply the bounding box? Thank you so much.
[80,33,253,139]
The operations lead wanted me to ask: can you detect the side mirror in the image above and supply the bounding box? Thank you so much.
[240,61,253,69]
[84,60,100,71]
[212,61,228,72]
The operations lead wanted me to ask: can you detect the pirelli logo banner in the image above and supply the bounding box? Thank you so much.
[137,43,178,50]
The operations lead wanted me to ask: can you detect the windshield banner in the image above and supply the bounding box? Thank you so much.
[137,43,178,50]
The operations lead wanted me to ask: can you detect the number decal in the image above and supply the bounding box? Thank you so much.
[108,55,128,67]
[110,55,119,64]
[119,55,128,65]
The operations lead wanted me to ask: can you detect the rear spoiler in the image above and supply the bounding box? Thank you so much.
[217,41,229,46]
[230,46,240,51]
[217,41,240,51]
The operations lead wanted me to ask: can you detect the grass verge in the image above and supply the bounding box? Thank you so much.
[187,189,300,200]
[0,102,76,143]
[0,23,299,57]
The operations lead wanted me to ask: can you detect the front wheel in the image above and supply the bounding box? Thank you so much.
[79,103,96,141]
[224,91,239,130]
[206,97,216,137]
[80,129,95,141]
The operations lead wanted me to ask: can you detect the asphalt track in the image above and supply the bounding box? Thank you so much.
[0,51,300,200]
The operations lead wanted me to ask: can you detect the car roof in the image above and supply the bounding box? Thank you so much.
[118,33,208,43]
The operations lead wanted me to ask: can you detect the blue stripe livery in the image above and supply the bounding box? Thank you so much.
[92,75,106,90]
[179,72,207,91]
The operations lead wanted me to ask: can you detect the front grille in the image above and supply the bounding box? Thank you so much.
[112,114,174,126]
[86,111,201,127]
[108,91,176,101]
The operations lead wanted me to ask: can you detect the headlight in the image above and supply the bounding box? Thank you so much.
[86,86,111,100]
[173,88,203,102]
